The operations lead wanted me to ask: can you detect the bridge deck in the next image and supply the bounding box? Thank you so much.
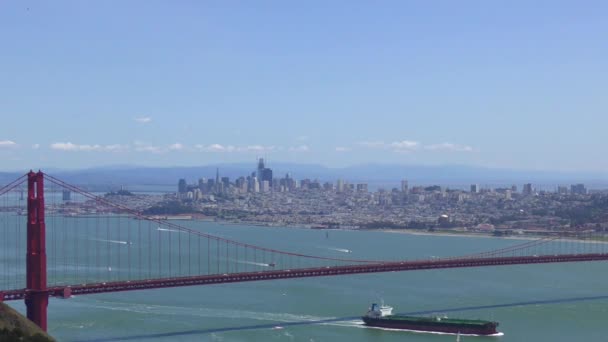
[2,253,607,302]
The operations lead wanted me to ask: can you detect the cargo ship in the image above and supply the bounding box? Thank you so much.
[362,303,499,336]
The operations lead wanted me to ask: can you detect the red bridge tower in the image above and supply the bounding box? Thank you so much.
[25,171,48,331]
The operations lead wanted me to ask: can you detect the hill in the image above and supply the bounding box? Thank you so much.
[0,303,54,341]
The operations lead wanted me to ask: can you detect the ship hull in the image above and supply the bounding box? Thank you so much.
[362,316,498,335]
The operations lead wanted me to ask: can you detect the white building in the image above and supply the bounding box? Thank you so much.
[261,180,270,192]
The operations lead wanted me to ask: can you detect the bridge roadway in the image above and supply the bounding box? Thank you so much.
[2,253,608,302]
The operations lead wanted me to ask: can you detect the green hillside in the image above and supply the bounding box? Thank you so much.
[0,303,55,341]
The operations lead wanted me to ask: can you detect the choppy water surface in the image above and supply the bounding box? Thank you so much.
[6,222,608,341]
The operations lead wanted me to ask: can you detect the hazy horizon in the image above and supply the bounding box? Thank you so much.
[2,160,608,175]
[2,162,607,191]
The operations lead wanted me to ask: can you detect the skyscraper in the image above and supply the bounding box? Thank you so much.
[178,179,187,193]
[261,180,270,192]
[401,180,409,193]
[570,184,587,195]
[198,178,206,192]
[256,158,273,186]
[257,158,265,177]
[214,168,222,194]
[252,177,260,192]
[337,179,345,192]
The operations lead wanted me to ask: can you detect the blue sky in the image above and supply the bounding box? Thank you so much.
[0,1,606,171]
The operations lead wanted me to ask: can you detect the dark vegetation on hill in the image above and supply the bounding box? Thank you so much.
[0,303,55,341]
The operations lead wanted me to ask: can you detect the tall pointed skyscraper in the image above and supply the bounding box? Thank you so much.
[215,168,220,193]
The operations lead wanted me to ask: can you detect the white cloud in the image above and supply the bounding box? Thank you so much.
[289,145,310,152]
[51,142,95,151]
[355,139,474,153]
[357,141,385,148]
[31,144,40,149]
[0,140,17,148]
[135,146,163,153]
[104,144,129,152]
[133,141,164,153]
[424,143,474,152]
[390,140,420,152]
[195,144,235,152]
[134,141,188,153]
[51,142,128,152]
[168,143,184,151]
[357,140,420,152]
[195,144,277,153]
[335,146,351,152]
[134,117,152,124]
[243,145,276,152]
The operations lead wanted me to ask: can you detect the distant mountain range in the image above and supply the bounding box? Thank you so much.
[2,163,607,189]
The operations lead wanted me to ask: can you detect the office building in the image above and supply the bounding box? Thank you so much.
[178,179,187,193]
[256,158,273,185]
[571,184,587,195]
[337,179,344,192]
[401,180,409,193]
[261,180,270,192]
[356,183,368,192]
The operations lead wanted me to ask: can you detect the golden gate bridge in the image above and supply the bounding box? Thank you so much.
[1,171,608,332]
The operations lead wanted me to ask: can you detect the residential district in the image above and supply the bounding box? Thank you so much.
[117,159,608,238]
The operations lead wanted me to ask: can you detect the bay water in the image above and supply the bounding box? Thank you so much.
[4,221,608,341]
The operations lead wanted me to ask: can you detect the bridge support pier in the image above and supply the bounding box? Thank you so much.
[25,171,48,332]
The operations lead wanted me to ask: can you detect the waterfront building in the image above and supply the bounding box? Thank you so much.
[523,183,533,195]
[470,184,479,193]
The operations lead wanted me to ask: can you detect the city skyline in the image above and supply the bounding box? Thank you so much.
[1,1,607,171]
[175,158,593,195]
